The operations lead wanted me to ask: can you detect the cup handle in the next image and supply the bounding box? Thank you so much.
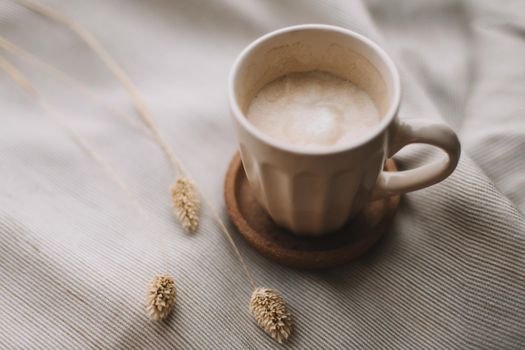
[372,118,461,199]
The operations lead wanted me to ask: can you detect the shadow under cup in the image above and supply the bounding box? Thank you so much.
[229,25,401,235]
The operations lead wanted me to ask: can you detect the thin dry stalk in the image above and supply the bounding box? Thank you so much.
[0,34,147,134]
[16,0,200,232]
[0,54,177,322]
[16,0,184,175]
[0,56,142,213]
[1,29,200,232]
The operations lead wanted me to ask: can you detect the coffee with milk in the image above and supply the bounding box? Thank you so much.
[246,71,381,149]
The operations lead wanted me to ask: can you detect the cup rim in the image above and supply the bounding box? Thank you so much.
[228,24,401,156]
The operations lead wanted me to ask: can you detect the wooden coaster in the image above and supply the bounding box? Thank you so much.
[224,153,400,269]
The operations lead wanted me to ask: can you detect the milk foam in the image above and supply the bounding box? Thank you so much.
[246,71,381,149]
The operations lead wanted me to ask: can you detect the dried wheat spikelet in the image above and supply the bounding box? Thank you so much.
[170,177,200,232]
[146,275,177,321]
[250,288,292,343]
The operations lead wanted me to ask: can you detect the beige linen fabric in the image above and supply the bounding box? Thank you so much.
[0,0,524,349]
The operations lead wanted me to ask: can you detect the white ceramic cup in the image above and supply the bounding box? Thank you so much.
[228,24,460,236]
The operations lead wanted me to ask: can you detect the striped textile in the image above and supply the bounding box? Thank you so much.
[0,0,523,348]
